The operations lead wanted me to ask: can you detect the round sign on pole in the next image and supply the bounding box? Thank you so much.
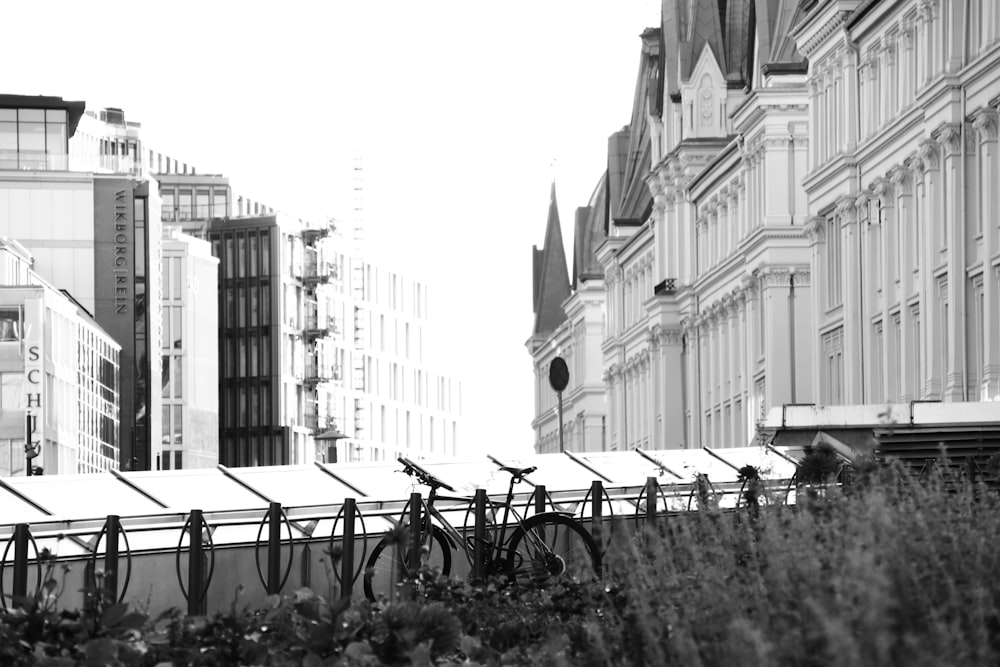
[549,357,569,392]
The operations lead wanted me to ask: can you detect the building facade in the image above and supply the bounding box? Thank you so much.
[0,239,120,475]
[1,95,161,470]
[530,0,1000,454]
[160,228,219,469]
[530,1,815,452]
[795,0,1000,406]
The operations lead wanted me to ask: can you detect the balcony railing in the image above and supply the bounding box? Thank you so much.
[161,204,227,223]
[0,150,69,171]
[304,314,332,340]
[97,154,144,178]
[301,258,333,286]
[304,362,332,386]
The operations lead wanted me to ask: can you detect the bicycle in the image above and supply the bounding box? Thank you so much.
[362,457,602,601]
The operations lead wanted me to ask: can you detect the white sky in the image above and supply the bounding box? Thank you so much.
[3,0,660,458]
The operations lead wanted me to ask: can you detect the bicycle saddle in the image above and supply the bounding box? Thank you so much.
[500,465,537,479]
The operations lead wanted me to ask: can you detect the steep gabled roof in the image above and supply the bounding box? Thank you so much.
[665,0,758,93]
[573,172,609,288]
[605,33,656,229]
[531,183,571,337]
[756,0,806,64]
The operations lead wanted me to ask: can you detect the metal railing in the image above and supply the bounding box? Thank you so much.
[0,472,797,615]
[0,150,69,171]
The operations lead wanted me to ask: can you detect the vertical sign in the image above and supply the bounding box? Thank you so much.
[23,298,43,473]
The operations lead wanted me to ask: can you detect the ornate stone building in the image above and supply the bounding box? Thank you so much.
[796,0,1000,405]
[530,0,1000,454]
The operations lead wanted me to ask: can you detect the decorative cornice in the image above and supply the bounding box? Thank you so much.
[760,267,792,287]
[888,166,912,195]
[870,178,892,205]
[932,123,962,155]
[971,107,999,141]
[835,196,857,223]
[804,215,826,240]
[917,139,940,168]
[660,328,683,346]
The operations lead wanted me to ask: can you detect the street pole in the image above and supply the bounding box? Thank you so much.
[557,390,564,453]
[549,357,569,454]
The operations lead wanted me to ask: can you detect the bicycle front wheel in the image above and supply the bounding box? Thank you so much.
[504,512,601,586]
[363,525,453,601]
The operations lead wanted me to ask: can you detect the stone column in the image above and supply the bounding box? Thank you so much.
[934,123,965,401]
[918,137,941,398]
[891,165,914,401]
[804,216,826,401]
[836,195,862,402]
[874,177,894,403]
[973,108,999,399]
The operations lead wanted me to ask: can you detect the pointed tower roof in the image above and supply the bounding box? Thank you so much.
[531,182,571,337]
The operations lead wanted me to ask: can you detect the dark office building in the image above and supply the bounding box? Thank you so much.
[92,177,154,470]
[208,216,283,466]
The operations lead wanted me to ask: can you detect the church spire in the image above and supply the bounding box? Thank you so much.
[531,181,571,337]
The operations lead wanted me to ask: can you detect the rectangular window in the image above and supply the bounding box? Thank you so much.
[212,191,227,219]
[0,372,23,409]
[161,190,175,222]
[250,336,259,376]
[0,306,22,342]
[827,215,842,307]
[237,235,246,278]
[249,234,259,276]
[225,238,234,278]
[261,333,271,375]
[261,283,270,326]
[822,327,845,404]
[196,190,210,219]
[237,286,246,327]
[178,190,193,220]
[872,321,884,401]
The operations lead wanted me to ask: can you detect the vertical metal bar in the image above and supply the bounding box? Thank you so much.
[104,515,120,602]
[590,480,603,543]
[25,414,32,477]
[340,498,356,599]
[188,510,204,616]
[645,477,658,527]
[408,492,422,574]
[473,489,486,581]
[534,484,546,514]
[557,391,564,453]
[12,524,29,605]
[267,502,281,595]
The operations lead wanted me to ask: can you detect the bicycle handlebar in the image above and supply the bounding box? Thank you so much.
[397,457,456,492]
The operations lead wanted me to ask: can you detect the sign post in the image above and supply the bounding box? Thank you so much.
[548,357,569,453]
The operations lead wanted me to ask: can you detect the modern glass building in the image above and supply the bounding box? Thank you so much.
[0,239,120,475]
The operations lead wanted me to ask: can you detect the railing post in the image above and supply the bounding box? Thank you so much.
[12,523,29,606]
[188,510,205,616]
[104,515,120,602]
[340,498,356,599]
[408,492,422,574]
[534,485,546,515]
[473,489,487,581]
[645,477,658,528]
[590,480,604,544]
[267,502,282,595]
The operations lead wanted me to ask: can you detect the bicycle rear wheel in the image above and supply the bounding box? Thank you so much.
[504,512,601,586]
[363,525,453,601]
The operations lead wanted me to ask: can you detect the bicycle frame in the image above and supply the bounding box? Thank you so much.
[415,474,569,573]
